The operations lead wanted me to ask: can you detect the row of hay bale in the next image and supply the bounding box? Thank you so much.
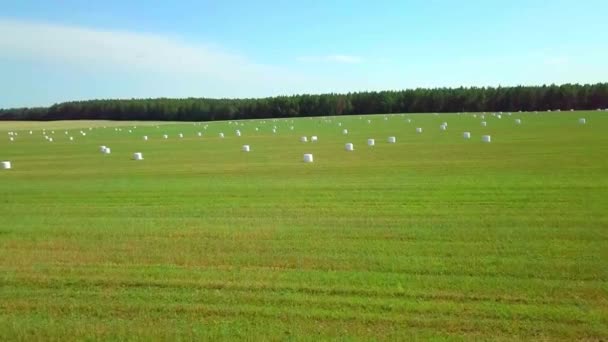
[0,116,591,169]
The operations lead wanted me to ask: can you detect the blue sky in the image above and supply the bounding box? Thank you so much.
[1,0,607,108]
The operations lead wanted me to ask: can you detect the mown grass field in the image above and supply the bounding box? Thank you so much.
[1,112,607,340]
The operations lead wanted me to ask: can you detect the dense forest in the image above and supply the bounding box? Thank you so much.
[1,83,607,121]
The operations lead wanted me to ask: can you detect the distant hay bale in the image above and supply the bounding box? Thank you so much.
[1,161,11,170]
[515,119,521,125]
[345,143,354,151]
[143,136,148,141]
[367,138,375,146]
[481,121,487,127]
[342,129,348,135]
[482,135,491,143]
[463,132,471,139]
[132,152,143,160]
[311,136,318,142]
[579,118,586,124]
[242,145,250,152]
[387,136,396,143]
[303,154,314,163]
[416,128,423,133]
[300,136,308,143]
[219,133,225,138]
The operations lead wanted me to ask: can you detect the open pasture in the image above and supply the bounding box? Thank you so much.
[1,111,607,340]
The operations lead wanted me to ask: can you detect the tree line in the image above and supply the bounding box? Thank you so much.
[1,83,607,121]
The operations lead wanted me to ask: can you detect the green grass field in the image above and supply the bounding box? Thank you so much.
[1,112,607,340]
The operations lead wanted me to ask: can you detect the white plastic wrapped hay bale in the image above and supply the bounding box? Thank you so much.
[482,135,491,143]
[103,147,111,154]
[311,136,318,142]
[69,137,74,141]
[515,119,521,125]
[1,161,11,170]
[143,136,148,141]
[367,119,371,124]
[132,152,143,160]
[481,121,487,127]
[338,122,342,127]
[272,129,277,134]
[163,134,168,139]
[100,145,107,152]
[463,132,471,139]
[342,129,348,135]
[300,136,308,143]
[178,133,184,138]
[367,138,375,146]
[440,124,447,131]
[219,133,225,138]
[236,130,241,137]
[497,114,502,119]
[197,132,202,137]
[9,137,14,142]
[48,138,53,142]
[416,127,423,133]
[387,136,396,143]
[242,145,250,152]
[345,143,354,151]
[303,153,313,163]
[579,118,586,124]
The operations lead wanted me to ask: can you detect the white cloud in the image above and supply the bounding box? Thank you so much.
[0,18,312,87]
[297,54,363,64]
[544,56,570,67]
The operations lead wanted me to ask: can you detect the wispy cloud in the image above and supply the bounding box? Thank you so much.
[0,18,312,87]
[297,54,363,64]
[544,56,570,67]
